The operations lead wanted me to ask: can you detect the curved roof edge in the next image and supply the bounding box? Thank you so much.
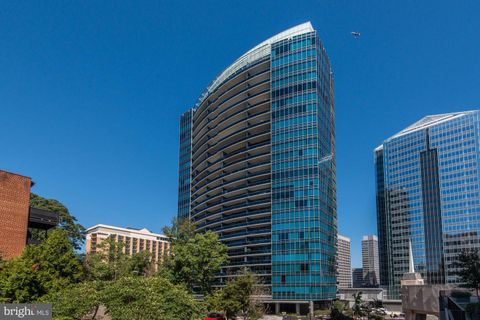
[195,22,314,107]
[85,223,167,238]
[388,110,478,141]
[375,110,479,150]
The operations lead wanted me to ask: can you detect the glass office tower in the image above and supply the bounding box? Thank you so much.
[375,111,480,298]
[177,109,194,221]
[177,22,337,304]
[270,30,336,301]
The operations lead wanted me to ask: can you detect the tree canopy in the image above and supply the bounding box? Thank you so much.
[42,281,102,320]
[103,276,202,320]
[330,300,353,320]
[453,249,480,298]
[0,229,84,303]
[162,220,228,294]
[84,237,155,281]
[30,193,85,250]
[205,270,265,320]
[47,277,203,320]
[0,218,231,319]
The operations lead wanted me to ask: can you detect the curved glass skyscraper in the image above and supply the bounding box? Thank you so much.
[177,22,337,304]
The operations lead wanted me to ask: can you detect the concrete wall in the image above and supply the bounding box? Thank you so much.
[401,285,451,320]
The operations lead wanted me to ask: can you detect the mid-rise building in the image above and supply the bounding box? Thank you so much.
[337,234,352,288]
[362,235,380,287]
[352,268,364,288]
[0,170,32,259]
[0,170,58,259]
[375,111,480,298]
[177,22,337,305]
[85,224,170,266]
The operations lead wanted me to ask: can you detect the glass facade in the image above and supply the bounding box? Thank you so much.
[375,111,480,298]
[375,146,393,292]
[177,109,194,220]
[270,32,336,300]
[177,22,337,302]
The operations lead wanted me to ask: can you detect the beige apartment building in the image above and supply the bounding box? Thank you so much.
[85,224,171,265]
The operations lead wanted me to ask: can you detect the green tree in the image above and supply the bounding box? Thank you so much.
[163,217,195,243]
[0,229,83,303]
[204,289,225,313]
[46,277,202,320]
[452,249,480,298]
[30,193,85,250]
[163,220,228,294]
[102,276,202,320]
[34,229,84,292]
[43,281,103,320]
[352,292,366,319]
[85,238,154,281]
[43,234,200,320]
[206,271,264,320]
[330,300,353,320]
[0,245,43,303]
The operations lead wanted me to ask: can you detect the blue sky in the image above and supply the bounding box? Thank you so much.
[1,0,479,267]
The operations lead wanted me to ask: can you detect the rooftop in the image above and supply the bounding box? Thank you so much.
[387,110,477,140]
[338,234,351,242]
[0,169,32,180]
[195,22,315,107]
[86,223,167,238]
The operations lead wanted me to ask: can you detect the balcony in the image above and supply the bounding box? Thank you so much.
[28,207,59,230]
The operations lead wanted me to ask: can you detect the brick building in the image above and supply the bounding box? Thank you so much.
[0,170,59,259]
[0,170,32,259]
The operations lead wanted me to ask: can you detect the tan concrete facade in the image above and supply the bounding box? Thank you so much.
[337,234,352,288]
[401,284,452,319]
[362,235,380,287]
[85,224,171,266]
[0,170,31,259]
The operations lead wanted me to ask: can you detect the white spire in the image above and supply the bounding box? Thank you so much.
[408,239,415,273]
[401,238,424,286]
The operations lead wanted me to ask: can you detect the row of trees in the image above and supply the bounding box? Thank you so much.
[0,194,265,320]
[2,194,479,319]
[0,227,205,319]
